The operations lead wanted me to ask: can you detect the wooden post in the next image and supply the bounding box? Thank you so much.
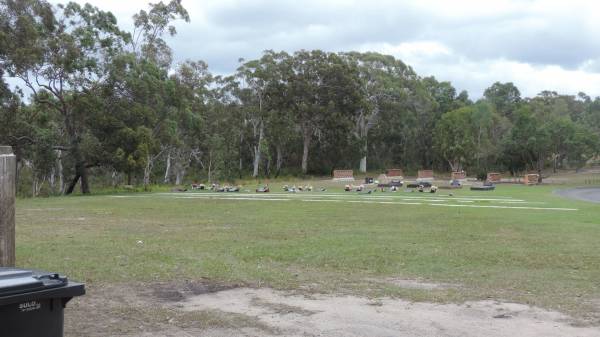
[0,146,16,267]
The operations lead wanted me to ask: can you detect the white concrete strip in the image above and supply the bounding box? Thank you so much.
[347,200,423,205]
[428,203,577,211]
[175,196,290,201]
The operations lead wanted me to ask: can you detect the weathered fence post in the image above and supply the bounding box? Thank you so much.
[0,146,16,267]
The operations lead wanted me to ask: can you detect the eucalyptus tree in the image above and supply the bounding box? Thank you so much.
[484,82,521,121]
[501,105,551,180]
[583,97,600,134]
[167,60,212,184]
[131,0,189,69]
[341,52,424,172]
[415,76,468,168]
[433,106,477,172]
[286,50,361,174]
[100,53,181,188]
[1,0,130,194]
[234,51,283,177]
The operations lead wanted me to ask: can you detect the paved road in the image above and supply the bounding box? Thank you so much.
[555,188,600,203]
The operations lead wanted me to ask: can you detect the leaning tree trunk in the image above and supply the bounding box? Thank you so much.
[65,159,89,195]
[64,111,90,195]
[164,150,171,184]
[65,173,80,194]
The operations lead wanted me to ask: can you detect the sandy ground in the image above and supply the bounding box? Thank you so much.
[65,281,600,337]
[179,287,600,337]
[555,188,600,203]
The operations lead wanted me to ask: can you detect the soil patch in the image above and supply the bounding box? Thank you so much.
[64,281,600,337]
[181,287,600,337]
[151,279,243,302]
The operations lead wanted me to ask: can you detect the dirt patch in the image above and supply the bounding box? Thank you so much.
[151,279,243,302]
[250,297,319,316]
[381,277,457,290]
[63,281,600,337]
[63,282,272,337]
[181,287,600,337]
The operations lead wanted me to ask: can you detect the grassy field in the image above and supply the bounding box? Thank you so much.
[15,177,600,324]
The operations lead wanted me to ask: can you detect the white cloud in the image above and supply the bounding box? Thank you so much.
[37,0,600,98]
[360,41,452,61]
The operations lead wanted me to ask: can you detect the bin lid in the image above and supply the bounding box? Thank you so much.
[0,268,68,297]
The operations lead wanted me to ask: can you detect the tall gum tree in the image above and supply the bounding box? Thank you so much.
[342,52,420,173]
[1,0,129,194]
[287,50,361,174]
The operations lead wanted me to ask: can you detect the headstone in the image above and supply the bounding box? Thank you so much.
[523,173,539,185]
[333,170,355,181]
[417,169,434,182]
[451,171,466,180]
[487,172,502,183]
[386,169,404,178]
[0,146,16,267]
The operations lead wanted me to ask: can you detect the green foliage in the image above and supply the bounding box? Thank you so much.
[434,106,476,171]
[2,1,600,195]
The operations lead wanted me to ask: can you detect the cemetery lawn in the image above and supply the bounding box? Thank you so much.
[15,183,600,321]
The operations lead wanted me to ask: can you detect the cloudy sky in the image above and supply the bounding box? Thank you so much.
[48,0,600,98]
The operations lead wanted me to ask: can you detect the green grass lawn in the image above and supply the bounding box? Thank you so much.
[15,182,600,321]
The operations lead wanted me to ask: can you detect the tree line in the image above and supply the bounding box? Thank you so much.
[1,0,599,196]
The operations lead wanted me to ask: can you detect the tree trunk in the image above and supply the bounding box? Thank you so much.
[301,126,311,174]
[358,118,368,173]
[111,170,118,187]
[448,160,460,173]
[79,162,90,194]
[275,145,283,178]
[208,156,213,183]
[359,156,367,173]
[239,134,244,179]
[164,151,171,184]
[175,165,185,185]
[265,154,271,178]
[49,167,55,193]
[66,173,80,194]
[537,155,544,184]
[65,160,89,195]
[252,122,264,178]
[143,154,152,190]
[32,174,37,198]
[56,150,64,194]
[64,109,90,194]
[358,129,367,173]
